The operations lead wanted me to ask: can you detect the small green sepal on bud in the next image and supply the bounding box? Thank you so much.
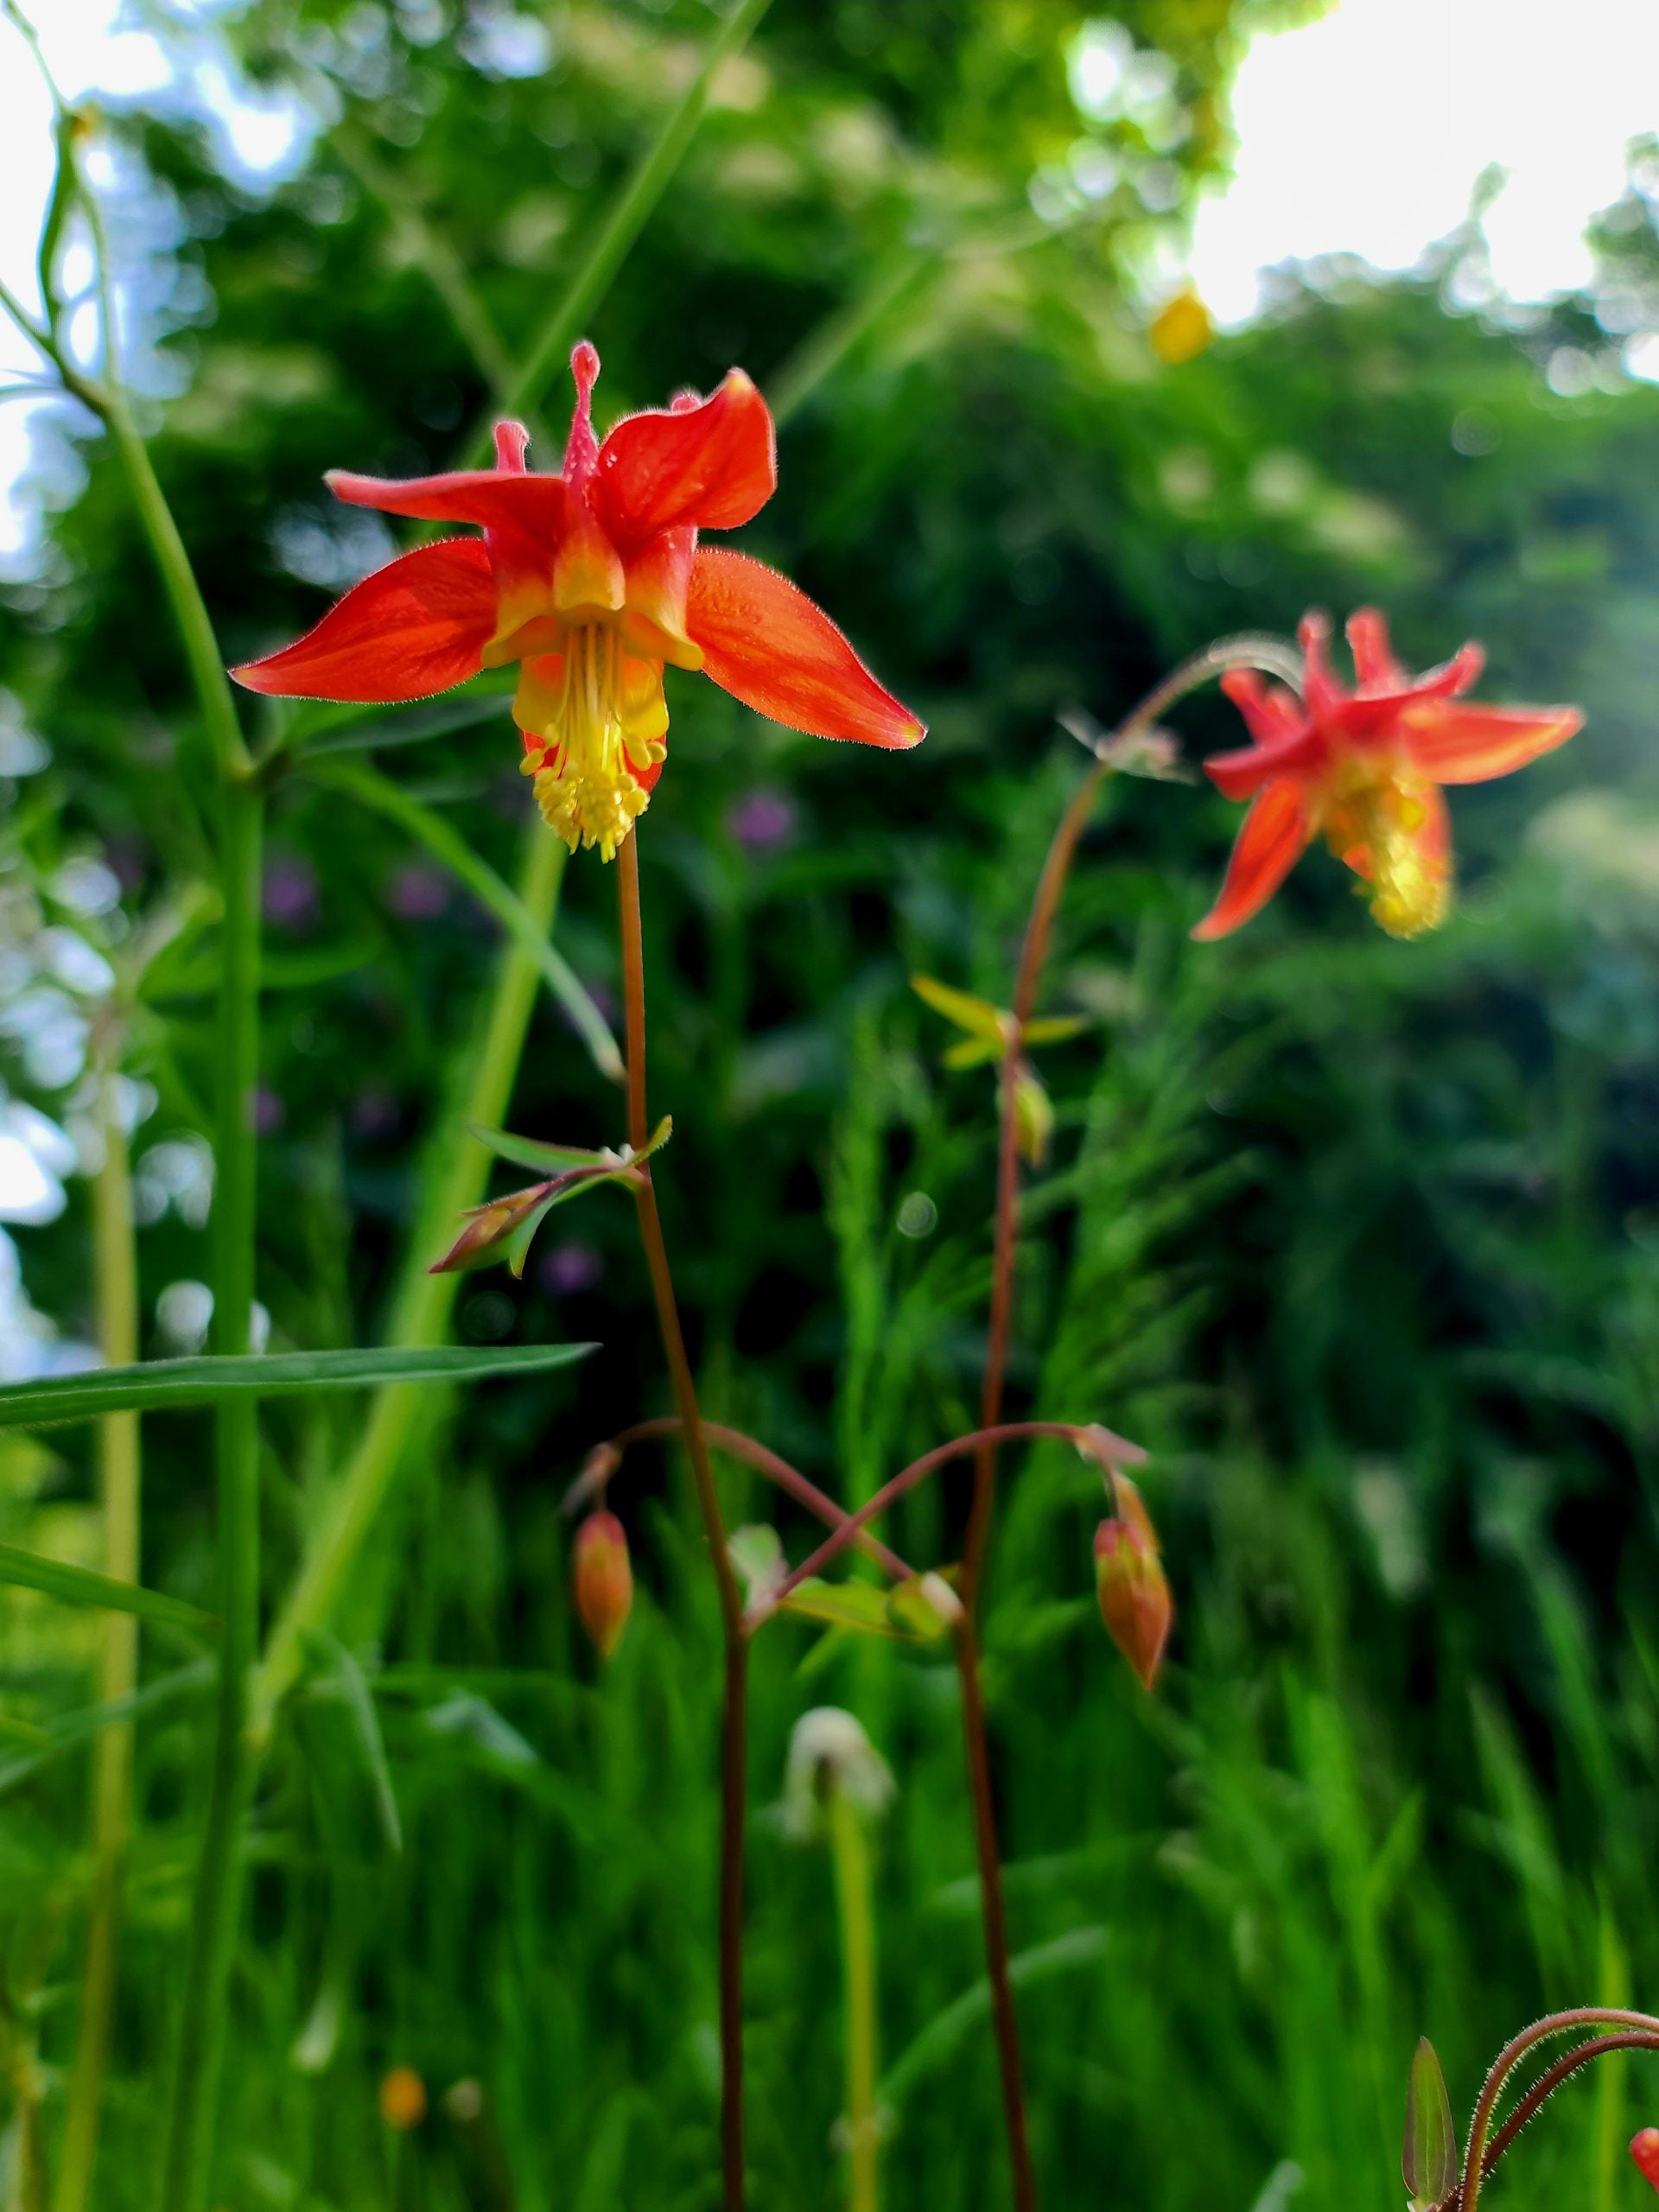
[1094,1471,1171,1690]
[1402,2037,1459,2211]
[573,1509,632,1660]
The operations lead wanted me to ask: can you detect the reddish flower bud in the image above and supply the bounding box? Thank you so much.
[574,1509,632,1659]
[1633,2129,1659,2193]
[1094,1472,1172,1691]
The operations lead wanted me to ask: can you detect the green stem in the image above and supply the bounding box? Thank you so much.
[53,1069,142,2212]
[461,0,775,461]
[159,777,264,2212]
[253,825,565,1735]
[827,1788,880,2212]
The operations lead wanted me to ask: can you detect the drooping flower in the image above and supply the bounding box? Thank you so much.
[1633,2128,1659,2194]
[1094,1470,1172,1691]
[232,343,925,859]
[1193,608,1582,940]
[574,1509,633,1659]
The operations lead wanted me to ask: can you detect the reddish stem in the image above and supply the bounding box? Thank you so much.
[609,1417,918,1583]
[1433,2031,1659,2209]
[957,636,1303,2211]
[1455,2007,1659,2212]
[617,834,747,2212]
[963,636,1300,1608]
[760,1421,1143,1619]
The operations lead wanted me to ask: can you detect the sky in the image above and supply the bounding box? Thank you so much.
[2,0,1659,556]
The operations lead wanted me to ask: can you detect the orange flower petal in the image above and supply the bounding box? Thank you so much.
[1400,700,1584,784]
[1192,776,1313,940]
[230,538,497,702]
[598,370,776,543]
[685,548,924,747]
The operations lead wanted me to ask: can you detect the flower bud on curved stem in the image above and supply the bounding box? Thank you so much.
[1094,1472,1172,1691]
[1633,2127,1659,2193]
[574,1509,633,1659]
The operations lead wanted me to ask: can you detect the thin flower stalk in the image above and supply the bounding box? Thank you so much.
[757,1422,1143,1622]
[949,636,1303,2210]
[599,1417,918,1583]
[616,834,751,2212]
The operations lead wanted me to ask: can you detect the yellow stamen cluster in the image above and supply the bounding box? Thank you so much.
[1324,774,1451,938]
[515,625,669,861]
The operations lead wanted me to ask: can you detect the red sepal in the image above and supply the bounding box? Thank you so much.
[685,548,923,748]
[230,538,496,702]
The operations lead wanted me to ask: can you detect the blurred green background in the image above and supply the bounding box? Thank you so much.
[1,1,1656,2207]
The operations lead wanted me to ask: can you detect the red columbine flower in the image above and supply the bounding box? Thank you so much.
[1193,608,1582,940]
[232,342,924,859]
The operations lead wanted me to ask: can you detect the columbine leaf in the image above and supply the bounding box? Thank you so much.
[911,975,1011,1046]
[467,1125,610,1176]
[0,1343,594,1429]
[1403,2037,1459,2209]
[0,1541,214,1635]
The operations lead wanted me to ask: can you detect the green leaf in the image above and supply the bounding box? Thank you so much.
[911,973,1010,1044]
[1023,1014,1090,1046]
[0,1541,215,1634]
[301,1633,403,1856]
[0,1342,595,1429]
[779,1576,949,1643]
[942,1036,1004,1071]
[469,1115,671,1179]
[1403,2037,1459,2209]
[308,758,624,1084]
[884,1574,957,1640]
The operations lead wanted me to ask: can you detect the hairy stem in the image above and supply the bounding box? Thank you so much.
[1441,2031,1659,2209]
[1456,2009,1659,2212]
[53,1070,140,2212]
[827,1786,880,2212]
[616,834,747,2209]
[160,776,264,2212]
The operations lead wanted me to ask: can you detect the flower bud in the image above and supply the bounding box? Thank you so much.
[1633,2129,1659,2193]
[574,1509,632,1659]
[378,2065,427,2131]
[1094,1472,1172,1691]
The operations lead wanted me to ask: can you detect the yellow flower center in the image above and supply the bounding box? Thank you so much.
[1323,772,1451,939]
[514,624,669,861]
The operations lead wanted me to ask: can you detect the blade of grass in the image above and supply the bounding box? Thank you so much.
[0,1342,596,1428]
[308,757,623,1084]
[0,1543,211,1636]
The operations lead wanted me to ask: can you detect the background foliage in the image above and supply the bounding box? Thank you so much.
[2,1,1656,2206]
